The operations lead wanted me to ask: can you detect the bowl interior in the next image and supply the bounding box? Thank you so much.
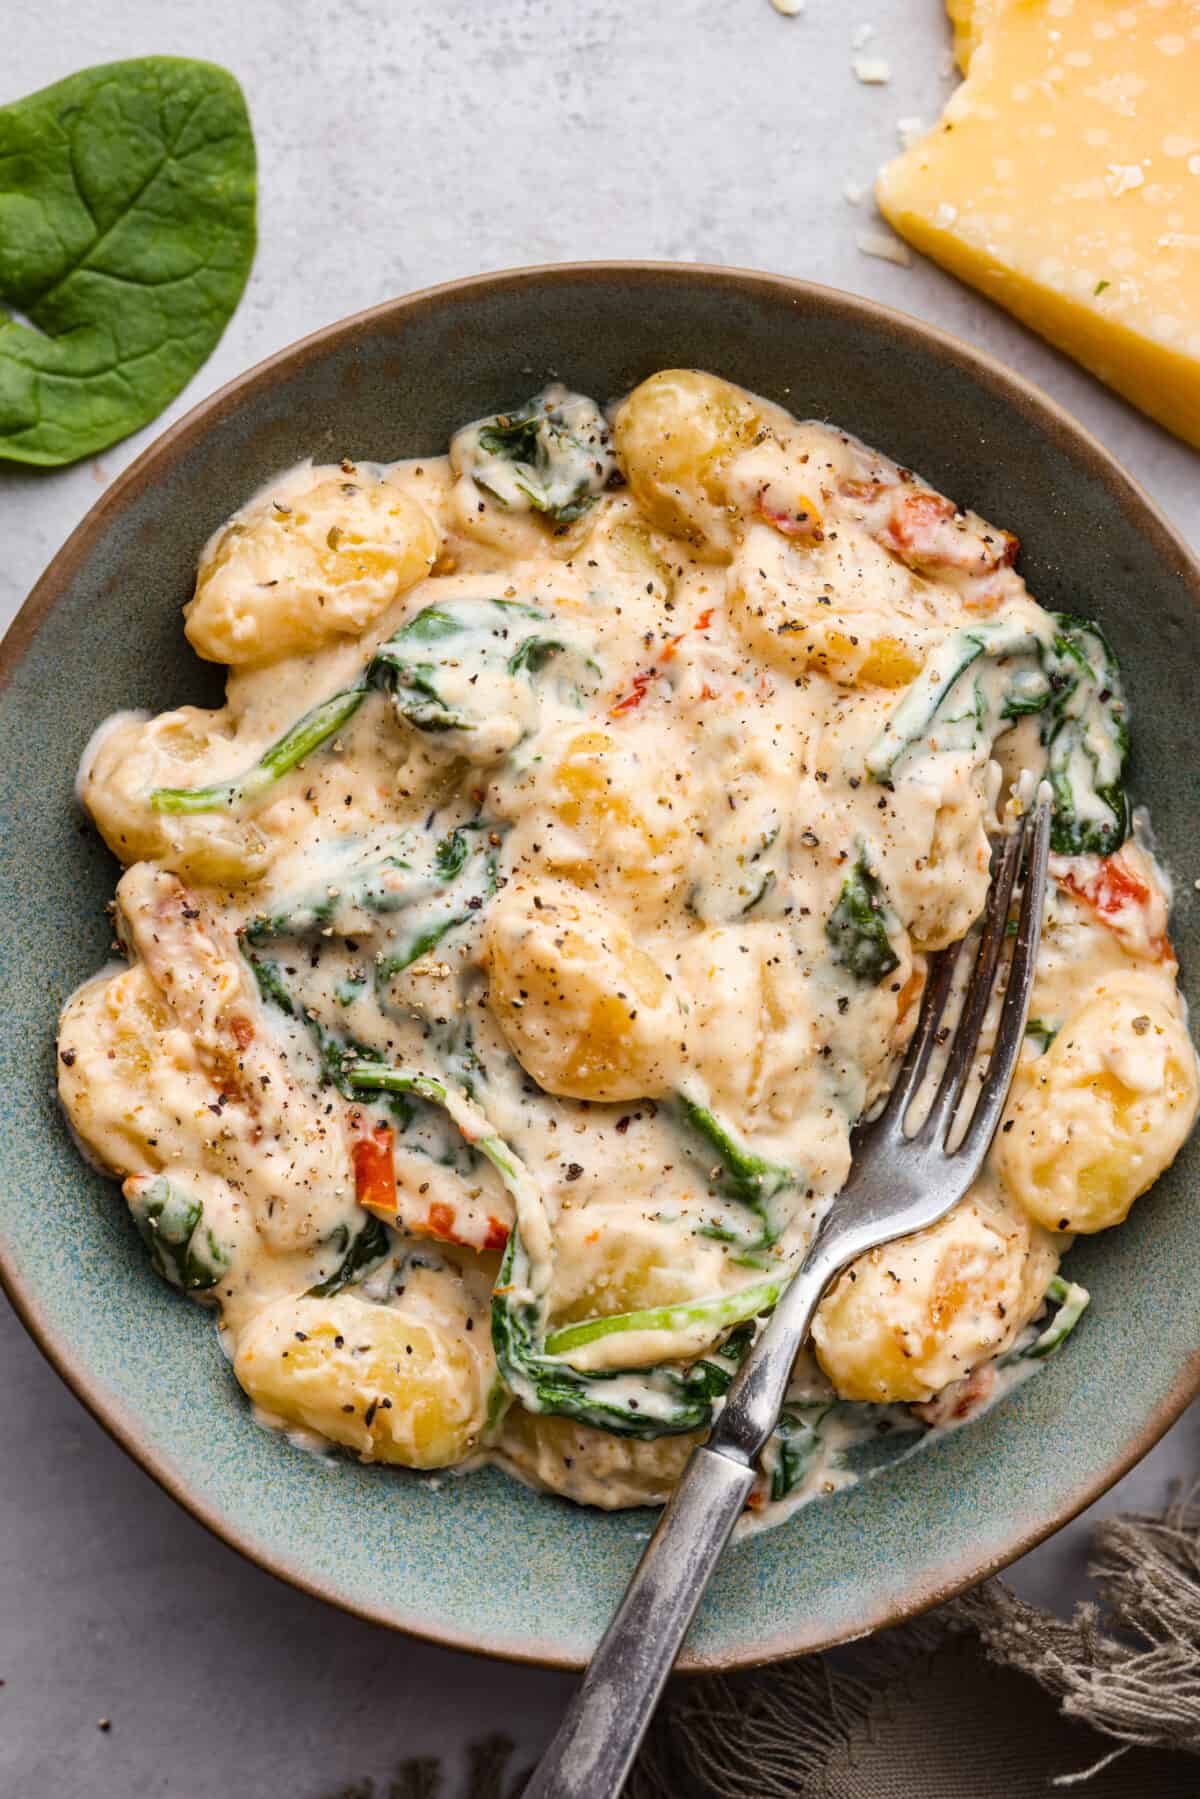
[3,265,1199,1668]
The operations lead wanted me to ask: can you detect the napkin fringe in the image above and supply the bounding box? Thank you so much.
[627,1479,1200,1795]
[955,1481,1200,1763]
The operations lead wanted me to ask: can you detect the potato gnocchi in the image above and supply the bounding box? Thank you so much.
[59,373,1198,1516]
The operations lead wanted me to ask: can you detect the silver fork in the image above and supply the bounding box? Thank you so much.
[525,795,1052,1799]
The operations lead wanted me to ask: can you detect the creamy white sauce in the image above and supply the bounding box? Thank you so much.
[55,371,1200,1522]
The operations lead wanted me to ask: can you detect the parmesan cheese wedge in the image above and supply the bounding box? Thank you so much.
[945,0,1007,73]
[877,0,1200,448]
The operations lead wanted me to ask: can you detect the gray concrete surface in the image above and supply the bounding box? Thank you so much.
[2,3,1198,1793]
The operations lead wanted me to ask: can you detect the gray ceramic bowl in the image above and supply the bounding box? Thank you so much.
[3,263,1199,1670]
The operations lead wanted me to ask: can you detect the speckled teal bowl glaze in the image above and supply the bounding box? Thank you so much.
[3,264,1200,1671]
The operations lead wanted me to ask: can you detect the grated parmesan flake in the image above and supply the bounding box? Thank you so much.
[856,228,911,265]
[853,56,892,85]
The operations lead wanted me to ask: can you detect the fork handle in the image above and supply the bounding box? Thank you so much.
[523,1247,841,1799]
[521,1446,755,1799]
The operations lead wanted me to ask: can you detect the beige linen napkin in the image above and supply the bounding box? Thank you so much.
[326,1486,1200,1798]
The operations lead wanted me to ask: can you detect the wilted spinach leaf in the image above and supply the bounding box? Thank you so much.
[826,857,900,984]
[0,57,256,466]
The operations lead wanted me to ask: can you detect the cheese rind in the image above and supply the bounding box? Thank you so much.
[878,1,1200,449]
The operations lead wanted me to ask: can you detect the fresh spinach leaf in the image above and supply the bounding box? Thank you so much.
[0,57,256,465]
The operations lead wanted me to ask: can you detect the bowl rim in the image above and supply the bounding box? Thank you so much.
[4,257,1200,1673]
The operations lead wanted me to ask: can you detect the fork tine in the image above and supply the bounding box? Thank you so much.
[956,795,1052,1159]
[874,935,965,1132]
[912,816,1029,1145]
